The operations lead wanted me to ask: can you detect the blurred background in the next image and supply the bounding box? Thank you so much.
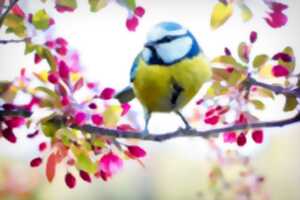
[0,0,300,199]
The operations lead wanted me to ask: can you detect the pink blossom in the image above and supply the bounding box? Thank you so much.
[223,132,237,143]
[272,65,289,77]
[265,2,288,28]
[121,103,131,116]
[12,4,25,18]
[5,117,25,128]
[55,5,75,13]
[100,152,123,176]
[74,112,87,125]
[91,114,103,126]
[58,61,70,79]
[252,130,264,144]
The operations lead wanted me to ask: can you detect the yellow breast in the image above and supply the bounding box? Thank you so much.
[132,55,212,112]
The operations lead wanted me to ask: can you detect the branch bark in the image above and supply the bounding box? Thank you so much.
[0,38,28,44]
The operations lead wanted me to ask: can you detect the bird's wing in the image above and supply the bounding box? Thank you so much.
[114,85,135,103]
[130,53,141,82]
[114,54,141,103]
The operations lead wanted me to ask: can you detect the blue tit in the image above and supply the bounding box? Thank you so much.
[115,22,212,134]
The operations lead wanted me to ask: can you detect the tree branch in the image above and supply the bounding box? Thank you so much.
[1,75,299,142]
[0,108,299,142]
[0,0,20,29]
[0,38,28,44]
[247,76,300,97]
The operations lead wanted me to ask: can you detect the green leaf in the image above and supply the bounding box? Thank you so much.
[32,9,50,30]
[212,56,245,68]
[25,42,38,54]
[42,48,57,71]
[4,14,26,37]
[227,70,243,86]
[35,86,60,102]
[56,0,78,10]
[239,2,252,22]
[34,46,57,71]
[256,88,275,99]
[253,54,269,69]
[284,95,298,112]
[210,2,233,30]
[238,42,250,63]
[88,0,108,12]
[41,120,61,137]
[93,137,105,148]
[250,100,265,110]
[125,0,136,10]
[71,146,97,173]
[0,81,11,95]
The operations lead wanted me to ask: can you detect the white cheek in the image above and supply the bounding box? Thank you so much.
[142,48,152,63]
[156,37,192,64]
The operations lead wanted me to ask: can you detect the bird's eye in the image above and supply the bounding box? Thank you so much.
[165,36,172,42]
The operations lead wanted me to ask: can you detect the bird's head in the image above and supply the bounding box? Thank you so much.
[142,22,202,65]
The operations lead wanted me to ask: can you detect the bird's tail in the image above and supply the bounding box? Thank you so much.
[114,86,135,103]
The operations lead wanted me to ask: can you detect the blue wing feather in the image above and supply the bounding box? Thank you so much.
[130,54,141,82]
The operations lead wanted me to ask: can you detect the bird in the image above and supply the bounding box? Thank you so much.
[115,22,212,134]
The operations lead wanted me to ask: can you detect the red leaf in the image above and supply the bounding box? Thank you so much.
[46,153,57,182]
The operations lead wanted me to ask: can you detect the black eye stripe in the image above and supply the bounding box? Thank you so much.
[154,33,188,45]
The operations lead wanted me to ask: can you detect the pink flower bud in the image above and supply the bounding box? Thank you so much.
[65,172,76,189]
[126,16,139,32]
[237,133,247,146]
[79,170,91,183]
[48,72,59,84]
[134,6,145,17]
[30,157,42,167]
[58,61,70,79]
[127,145,146,158]
[100,88,115,100]
[252,130,264,143]
[91,114,103,126]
